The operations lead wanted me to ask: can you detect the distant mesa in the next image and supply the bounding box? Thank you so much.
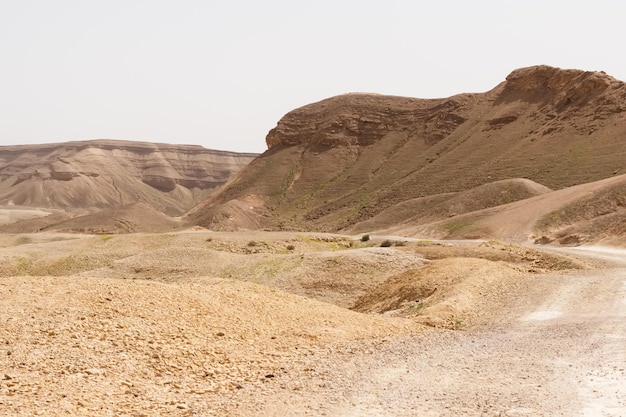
[0,139,258,229]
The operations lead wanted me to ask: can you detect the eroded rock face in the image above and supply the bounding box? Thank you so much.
[0,140,258,215]
[501,65,617,111]
[504,65,611,94]
[266,66,623,152]
[266,93,468,149]
[504,65,584,92]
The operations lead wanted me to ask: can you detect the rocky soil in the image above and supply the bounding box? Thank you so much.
[1,231,624,416]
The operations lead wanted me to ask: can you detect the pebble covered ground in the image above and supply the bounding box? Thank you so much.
[1,231,624,416]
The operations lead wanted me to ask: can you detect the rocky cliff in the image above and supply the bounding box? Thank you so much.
[266,93,468,149]
[266,66,625,152]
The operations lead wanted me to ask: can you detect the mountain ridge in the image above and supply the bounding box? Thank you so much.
[0,139,258,216]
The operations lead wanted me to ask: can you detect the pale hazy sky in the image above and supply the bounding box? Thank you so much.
[1,1,625,153]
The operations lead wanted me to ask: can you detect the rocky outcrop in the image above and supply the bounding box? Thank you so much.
[503,65,612,96]
[266,93,468,149]
[0,140,258,215]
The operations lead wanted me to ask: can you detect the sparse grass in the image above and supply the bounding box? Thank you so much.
[451,317,464,330]
[15,236,32,246]
[4,253,114,277]
[297,235,353,251]
[276,168,296,198]
[402,301,427,315]
[44,255,84,276]
[442,219,481,236]
[536,184,626,231]
[241,256,304,283]
[327,241,351,250]
[101,235,114,242]
[15,256,31,275]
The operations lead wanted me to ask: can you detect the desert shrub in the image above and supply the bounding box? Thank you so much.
[360,234,370,242]
[286,244,295,251]
[247,240,258,247]
[380,240,393,247]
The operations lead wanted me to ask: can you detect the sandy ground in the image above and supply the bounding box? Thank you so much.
[0,208,51,226]
[0,231,624,416]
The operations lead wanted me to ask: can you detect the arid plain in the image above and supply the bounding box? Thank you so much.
[1,65,625,416]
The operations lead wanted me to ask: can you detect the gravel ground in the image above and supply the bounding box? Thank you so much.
[0,233,624,416]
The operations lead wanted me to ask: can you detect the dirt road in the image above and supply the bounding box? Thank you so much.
[295,247,626,416]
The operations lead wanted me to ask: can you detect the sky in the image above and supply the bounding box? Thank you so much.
[1,1,625,154]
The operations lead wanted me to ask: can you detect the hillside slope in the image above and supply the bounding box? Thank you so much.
[346,178,552,234]
[0,140,257,216]
[386,173,626,246]
[189,65,626,232]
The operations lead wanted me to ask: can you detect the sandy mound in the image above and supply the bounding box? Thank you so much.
[0,274,413,416]
[0,230,612,415]
[348,178,552,233]
[392,173,626,246]
[43,202,182,234]
[407,240,590,271]
[0,203,182,234]
[352,240,589,327]
[185,195,273,231]
[534,174,626,246]
[352,258,523,327]
[0,207,53,226]
[0,231,425,308]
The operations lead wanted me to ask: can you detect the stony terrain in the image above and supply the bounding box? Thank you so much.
[0,231,624,416]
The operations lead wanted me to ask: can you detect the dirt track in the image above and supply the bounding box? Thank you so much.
[307,247,626,416]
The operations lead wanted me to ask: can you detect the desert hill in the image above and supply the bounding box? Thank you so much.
[346,178,553,234]
[385,172,626,247]
[0,140,257,217]
[189,65,626,238]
